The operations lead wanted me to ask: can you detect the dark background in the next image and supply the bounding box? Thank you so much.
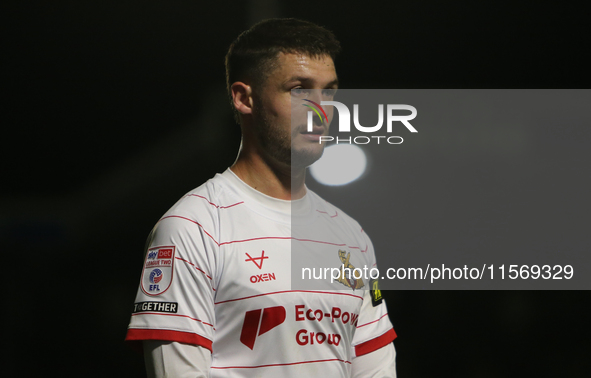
[2,1,589,376]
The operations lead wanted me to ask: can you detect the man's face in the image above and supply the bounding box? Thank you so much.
[252,52,338,170]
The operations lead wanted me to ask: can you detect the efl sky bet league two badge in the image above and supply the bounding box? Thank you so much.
[141,246,175,296]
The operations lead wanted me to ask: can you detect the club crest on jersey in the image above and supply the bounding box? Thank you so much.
[335,250,365,290]
[141,246,175,296]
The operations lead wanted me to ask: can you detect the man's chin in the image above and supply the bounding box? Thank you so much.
[291,146,325,170]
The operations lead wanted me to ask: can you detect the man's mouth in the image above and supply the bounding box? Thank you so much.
[300,126,325,135]
[299,126,326,143]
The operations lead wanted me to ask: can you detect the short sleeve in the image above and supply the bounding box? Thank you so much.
[351,231,397,357]
[125,213,219,352]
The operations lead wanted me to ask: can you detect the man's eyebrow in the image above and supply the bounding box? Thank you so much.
[285,76,339,88]
[325,78,339,88]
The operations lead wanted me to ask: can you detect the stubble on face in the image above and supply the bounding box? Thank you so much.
[253,105,320,171]
[252,53,338,171]
[252,93,292,168]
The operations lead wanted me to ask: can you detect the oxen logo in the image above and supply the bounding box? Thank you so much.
[245,251,269,270]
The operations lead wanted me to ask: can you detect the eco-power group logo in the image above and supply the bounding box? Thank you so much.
[301,93,418,145]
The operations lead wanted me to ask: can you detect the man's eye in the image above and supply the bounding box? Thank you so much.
[291,88,311,97]
[322,89,337,98]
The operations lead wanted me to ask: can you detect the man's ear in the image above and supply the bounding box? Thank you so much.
[231,82,253,115]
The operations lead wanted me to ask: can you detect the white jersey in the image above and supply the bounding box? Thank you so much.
[126,169,396,377]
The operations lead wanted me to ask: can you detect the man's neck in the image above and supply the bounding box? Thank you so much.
[230,151,306,201]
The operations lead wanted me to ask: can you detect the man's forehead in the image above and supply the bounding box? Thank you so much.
[280,51,332,63]
[272,52,338,86]
[275,52,335,71]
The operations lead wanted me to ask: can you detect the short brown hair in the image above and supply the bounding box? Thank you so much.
[225,18,341,123]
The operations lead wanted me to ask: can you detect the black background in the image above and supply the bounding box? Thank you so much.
[2,1,589,376]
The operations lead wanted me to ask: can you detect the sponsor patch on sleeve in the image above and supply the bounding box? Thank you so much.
[133,301,178,314]
[141,246,176,296]
[369,278,383,307]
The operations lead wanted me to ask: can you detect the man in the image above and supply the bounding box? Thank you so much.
[126,18,397,377]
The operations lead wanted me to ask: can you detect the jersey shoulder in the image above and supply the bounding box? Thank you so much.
[306,189,376,258]
[308,189,365,234]
[163,172,241,218]
[152,171,245,244]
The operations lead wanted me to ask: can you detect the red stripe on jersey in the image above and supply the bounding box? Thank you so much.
[211,357,351,369]
[349,244,369,253]
[220,236,367,252]
[215,290,363,305]
[291,236,365,252]
[156,217,367,251]
[219,236,291,246]
[175,256,213,280]
[188,194,244,209]
[357,313,389,328]
[158,215,220,245]
[131,312,215,328]
[125,328,213,352]
[354,328,397,357]
[316,209,339,218]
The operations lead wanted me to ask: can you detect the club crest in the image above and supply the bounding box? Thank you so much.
[335,250,365,290]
